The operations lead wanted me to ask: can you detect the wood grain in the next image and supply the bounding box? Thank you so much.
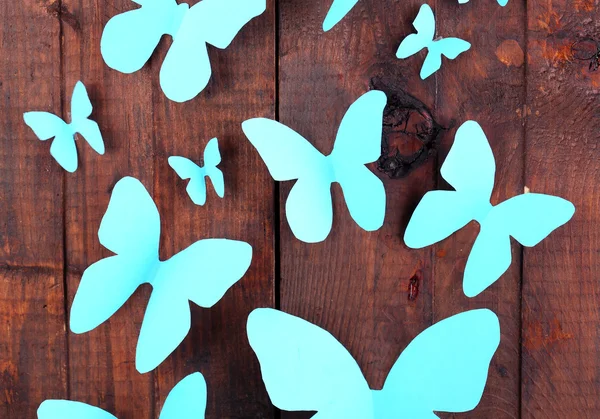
[277,1,436,418]
[522,1,600,417]
[0,0,67,417]
[434,1,525,417]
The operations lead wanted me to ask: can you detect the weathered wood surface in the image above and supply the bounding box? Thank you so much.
[1,0,599,418]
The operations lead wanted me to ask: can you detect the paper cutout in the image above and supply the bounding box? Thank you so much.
[242,90,387,243]
[405,121,575,297]
[396,4,471,79]
[248,308,499,418]
[459,0,508,5]
[38,372,206,419]
[169,138,224,206]
[23,81,104,172]
[101,0,266,103]
[69,176,252,373]
[323,0,360,31]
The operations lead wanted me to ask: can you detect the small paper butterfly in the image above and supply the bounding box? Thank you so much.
[242,90,387,243]
[248,308,500,418]
[23,81,104,173]
[323,0,360,31]
[101,0,266,103]
[169,138,224,206]
[459,0,508,6]
[38,372,206,419]
[396,4,471,79]
[69,176,252,373]
[405,121,575,297]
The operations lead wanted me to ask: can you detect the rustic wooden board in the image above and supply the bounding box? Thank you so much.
[0,0,67,417]
[522,1,600,418]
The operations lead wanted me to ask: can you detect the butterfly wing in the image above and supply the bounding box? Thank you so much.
[159,373,207,419]
[101,1,173,73]
[331,91,386,232]
[75,119,105,155]
[396,4,435,59]
[498,0,509,6]
[168,156,208,206]
[381,309,500,416]
[23,111,67,141]
[323,0,360,31]
[69,82,105,155]
[70,81,92,121]
[38,400,116,419]
[421,38,470,79]
[50,131,78,173]
[247,308,373,417]
[70,177,160,333]
[135,239,251,373]
[242,118,333,242]
[204,138,225,198]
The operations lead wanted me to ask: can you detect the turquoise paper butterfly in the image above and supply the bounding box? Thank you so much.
[169,138,224,206]
[23,81,104,173]
[323,0,360,31]
[69,177,252,373]
[248,308,500,418]
[38,372,206,419]
[242,90,387,243]
[405,121,575,297]
[396,4,471,79]
[101,0,266,102]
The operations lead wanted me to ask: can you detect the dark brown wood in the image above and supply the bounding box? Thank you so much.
[521,1,600,418]
[434,1,525,417]
[0,0,67,417]
[278,2,435,418]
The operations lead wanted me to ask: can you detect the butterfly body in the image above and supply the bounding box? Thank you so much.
[248,308,500,418]
[23,81,104,172]
[70,177,252,373]
[405,121,575,297]
[396,4,470,79]
[242,90,387,243]
[102,0,266,102]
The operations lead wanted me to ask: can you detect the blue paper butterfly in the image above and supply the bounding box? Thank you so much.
[38,372,206,419]
[242,90,387,243]
[169,138,224,206]
[101,0,266,103]
[23,81,104,173]
[396,4,471,79]
[69,177,252,373]
[405,121,575,297]
[323,0,360,31]
[248,308,500,418]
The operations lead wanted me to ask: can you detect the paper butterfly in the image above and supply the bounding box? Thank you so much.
[459,0,508,5]
[101,0,266,103]
[396,4,471,79]
[169,138,224,206]
[23,81,104,173]
[405,121,575,297]
[248,308,500,418]
[69,176,252,373]
[323,0,360,31]
[242,90,387,243]
[38,372,206,419]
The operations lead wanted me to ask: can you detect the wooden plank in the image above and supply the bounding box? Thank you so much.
[61,0,155,416]
[151,1,276,417]
[278,1,436,417]
[0,0,67,417]
[434,1,525,417]
[522,1,600,417]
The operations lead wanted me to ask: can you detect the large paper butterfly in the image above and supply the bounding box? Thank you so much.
[248,308,500,418]
[70,177,252,373]
[23,81,104,172]
[405,121,575,297]
[38,372,206,419]
[101,0,266,103]
[242,90,387,243]
[396,4,471,79]
[323,0,360,31]
[169,138,224,206]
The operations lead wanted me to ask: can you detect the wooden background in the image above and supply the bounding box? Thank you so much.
[1,0,599,417]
